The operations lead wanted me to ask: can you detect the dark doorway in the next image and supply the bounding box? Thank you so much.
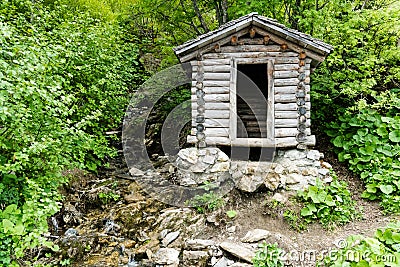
[236,64,269,138]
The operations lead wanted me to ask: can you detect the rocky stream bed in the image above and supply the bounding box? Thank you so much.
[37,147,399,267]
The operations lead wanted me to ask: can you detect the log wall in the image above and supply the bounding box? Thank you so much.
[188,41,314,148]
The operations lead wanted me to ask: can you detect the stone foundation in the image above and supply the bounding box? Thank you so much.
[175,148,332,192]
[230,149,332,192]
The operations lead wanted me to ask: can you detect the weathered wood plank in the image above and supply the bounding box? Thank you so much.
[274,70,299,78]
[192,102,230,110]
[191,80,230,87]
[192,72,231,80]
[191,119,230,128]
[229,58,237,140]
[274,78,299,86]
[274,86,297,94]
[192,65,231,73]
[274,64,299,71]
[274,57,300,64]
[253,26,326,62]
[275,102,311,111]
[192,110,230,119]
[275,128,311,137]
[187,136,231,145]
[267,60,274,140]
[190,59,231,66]
[203,51,299,59]
[275,118,311,128]
[191,94,230,102]
[220,45,281,53]
[275,94,310,103]
[191,86,230,94]
[180,27,250,62]
[188,135,316,147]
[275,111,310,119]
[274,85,310,94]
[191,127,229,137]
[237,38,265,45]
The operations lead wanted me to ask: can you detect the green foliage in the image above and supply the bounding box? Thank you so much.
[189,183,226,213]
[328,108,400,213]
[283,209,307,232]
[98,191,121,205]
[297,175,361,229]
[320,221,400,266]
[253,242,285,267]
[226,210,237,219]
[0,0,146,264]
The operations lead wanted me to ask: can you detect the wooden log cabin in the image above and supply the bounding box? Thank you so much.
[174,13,333,149]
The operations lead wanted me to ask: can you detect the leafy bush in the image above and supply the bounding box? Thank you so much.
[297,174,361,229]
[328,107,400,213]
[0,0,146,265]
[320,221,400,266]
[253,242,285,267]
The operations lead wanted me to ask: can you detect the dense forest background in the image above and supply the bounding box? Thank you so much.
[0,0,399,266]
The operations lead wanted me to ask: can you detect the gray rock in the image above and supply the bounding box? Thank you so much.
[217,152,230,162]
[264,172,280,191]
[274,164,285,174]
[182,250,209,266]
[271,192,287,203]
[129,167,144,177]
[219,241,255,264]
[285,149,307,160]
[64,228,78,237]
[185,239,215,250]
[153,248,180,266]
[213,256,229,267]
[226,225,236,233]
[210,162,230,173]
[236,175,264,192]
[160,229,170,240]
[162,231,180,247]
[302,167,319,177]
[203,155,216,165]
[318,168,330,176]
[321,161,333,169]
[285,173,302,185]
[307,150,321,160]
[241,229,270,243]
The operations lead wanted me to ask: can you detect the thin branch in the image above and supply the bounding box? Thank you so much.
[192,0,210,32]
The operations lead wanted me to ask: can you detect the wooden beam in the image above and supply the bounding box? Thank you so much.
[191,80,230,87]
[192,72,231,80]
[192,110,230,119]
[266,60,274,140]
[191,94,230,102]
[275,111,310,119]
[253,26,326,63]
[220,45,281,53]
[191,119,230,128]
[229,58,237,140]
[275,102,311,111]
[275,118,311,128]
[275,128,311,137]
[191,86,230,94]
[192,65,231,73]
[192,102,230,110]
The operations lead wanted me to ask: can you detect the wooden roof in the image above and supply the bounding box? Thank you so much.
[174,13,333,65]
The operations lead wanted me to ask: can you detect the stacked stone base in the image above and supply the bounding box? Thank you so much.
[175,148,332,193]
[230,149,332,192]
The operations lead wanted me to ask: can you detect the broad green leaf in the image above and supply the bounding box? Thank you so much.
[389,130,400,142]
[2,219,15,233]
[379,185,393,195]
